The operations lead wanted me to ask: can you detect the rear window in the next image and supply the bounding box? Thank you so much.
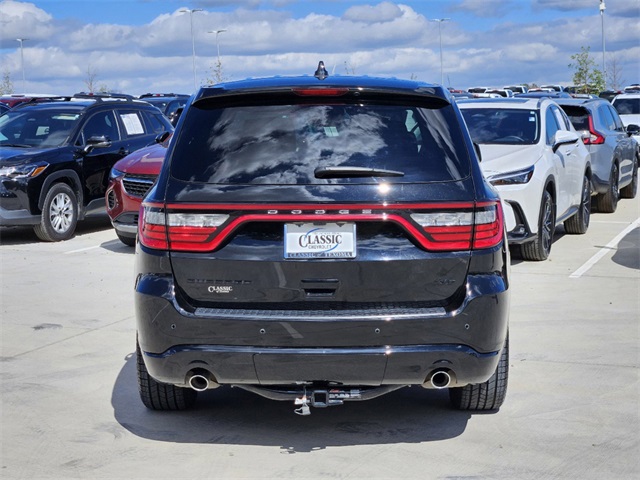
[170,103,470,184]
[612,98,640,115]
[460,108,540,144]
[558,105,590,131]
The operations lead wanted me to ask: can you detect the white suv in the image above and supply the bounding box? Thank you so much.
[459,98,592,261]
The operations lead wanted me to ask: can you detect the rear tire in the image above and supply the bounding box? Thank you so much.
[520,190,554,261]
[117,232,136,247]
[596,162,619,213]
[620,157,638,199]
[33,183,78,242]
[449,334,509,411]
[136,340,197,410]
[564,174,591,234]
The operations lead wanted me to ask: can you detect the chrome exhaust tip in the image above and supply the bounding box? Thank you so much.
[187,369,218,391]
[426,369,452,389]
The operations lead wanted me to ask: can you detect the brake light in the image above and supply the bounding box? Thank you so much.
[138,204,228,251]
[411,202,503,251]
[292,88,349,96]
[583,115,605,145]
[139,202,503,253]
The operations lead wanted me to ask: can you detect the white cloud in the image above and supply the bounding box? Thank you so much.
[342,2,403,23]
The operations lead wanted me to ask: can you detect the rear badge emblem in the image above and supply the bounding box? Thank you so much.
[208,286,233,294]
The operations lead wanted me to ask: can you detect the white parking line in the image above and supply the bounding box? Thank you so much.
[569,216,640,278]
[63,245,101,255]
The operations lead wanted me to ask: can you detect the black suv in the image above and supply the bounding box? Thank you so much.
[135,68,510,414]
[0,94,173,241]
[139,93,189,125]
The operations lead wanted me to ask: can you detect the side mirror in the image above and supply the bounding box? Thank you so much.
[552,130,579,152]
[626,124,640,136]
[83,135,112,153]
[155,131,171,144]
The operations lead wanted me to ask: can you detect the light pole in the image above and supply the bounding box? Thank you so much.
[16,38,28,91]
[180,8,203,90]
[209,29,227,66]
[599,0,606,89]
[431,19,449,86]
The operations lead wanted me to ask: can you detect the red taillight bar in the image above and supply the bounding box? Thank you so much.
[138,201,504,253]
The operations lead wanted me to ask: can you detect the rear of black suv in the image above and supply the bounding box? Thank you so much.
[135,73,510,414]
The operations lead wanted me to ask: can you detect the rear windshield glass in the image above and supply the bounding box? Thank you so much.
[170,103,470,184]
[461,108,540,145]
[613,98,640,115]
[557,105,590,131]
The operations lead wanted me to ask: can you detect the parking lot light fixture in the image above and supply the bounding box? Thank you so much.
[430,19,449,86]
[208,29,227,66]
[600,0,606,89]
[180,8,203,91]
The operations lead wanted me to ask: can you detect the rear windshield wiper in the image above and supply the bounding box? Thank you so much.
[314,166,405,178]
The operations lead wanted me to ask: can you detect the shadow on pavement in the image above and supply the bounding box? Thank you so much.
[611,227,639,270]
[112,352,475,451]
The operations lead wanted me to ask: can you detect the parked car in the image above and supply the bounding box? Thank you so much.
[516,91,573,99]
[555,97,638,212]
[611,92,640,147]
[106,135,168,246]
[139,93,189,125]
[599,90,623,102]
[541,85,566,92]
[0,93,64,108]
[486,89,514,98]
[0,94,173,241]
[134,67,510,414]
[459,97,592,261]
[504,85,528,94]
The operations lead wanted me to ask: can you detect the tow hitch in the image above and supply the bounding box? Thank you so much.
[294,388,363,415]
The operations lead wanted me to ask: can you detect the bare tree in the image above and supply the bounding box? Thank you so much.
[206,59,228,85]
[607,54,625,91]
[84,65,98,93]
[1,68,13,95]
[344,61,357,75]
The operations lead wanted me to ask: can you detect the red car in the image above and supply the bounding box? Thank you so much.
[106,139,167,246]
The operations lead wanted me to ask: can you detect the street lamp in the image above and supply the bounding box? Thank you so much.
[599,0,606,89]
[180,8,203,90]
[16,38,28,91]
[430,19,449,86]
[208,29,227,66]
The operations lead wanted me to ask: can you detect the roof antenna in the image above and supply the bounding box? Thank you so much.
[314,61,329,80]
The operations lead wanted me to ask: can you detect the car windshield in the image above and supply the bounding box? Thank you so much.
[613,98,640,115]
[170,103,470,184]
[0,110,81,147]
[461,108,540,145]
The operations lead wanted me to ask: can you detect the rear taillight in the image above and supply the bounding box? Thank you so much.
[410,202,503,251]
[139,201,503,253]
[583,115,605,145]
[138,204,228,251]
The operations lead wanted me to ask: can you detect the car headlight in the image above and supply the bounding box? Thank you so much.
[0,163,48,179]
[109,167,125,180]
[488,166,534,186]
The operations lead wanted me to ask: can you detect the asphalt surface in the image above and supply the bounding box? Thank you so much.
[1,193,638,480]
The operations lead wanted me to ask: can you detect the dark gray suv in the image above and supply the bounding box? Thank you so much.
[134,68,510,415]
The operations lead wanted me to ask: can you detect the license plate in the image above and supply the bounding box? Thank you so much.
[284,223,356,259]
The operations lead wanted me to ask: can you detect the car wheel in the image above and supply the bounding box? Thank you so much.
[116,232,137,247]
[136,339,197,410]
[596,162,619,213]
[449,333,509,411]
[564,174,591,235]
[620,157,638,199]
[520,190,554,261]
[33,183,78,242]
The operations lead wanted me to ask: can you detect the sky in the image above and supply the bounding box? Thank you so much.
[0,0,638,96]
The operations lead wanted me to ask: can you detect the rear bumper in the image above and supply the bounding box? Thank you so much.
[135,272,509,388]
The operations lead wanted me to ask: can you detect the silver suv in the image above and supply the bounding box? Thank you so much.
[556,98,638,212]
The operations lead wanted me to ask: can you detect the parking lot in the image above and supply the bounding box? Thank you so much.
[1,194,638,479]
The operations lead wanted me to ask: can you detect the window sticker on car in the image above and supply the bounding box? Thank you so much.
[284,223,356,258]
[120,113,144,135]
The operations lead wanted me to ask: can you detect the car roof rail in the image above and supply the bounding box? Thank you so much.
[73,92,136,102]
